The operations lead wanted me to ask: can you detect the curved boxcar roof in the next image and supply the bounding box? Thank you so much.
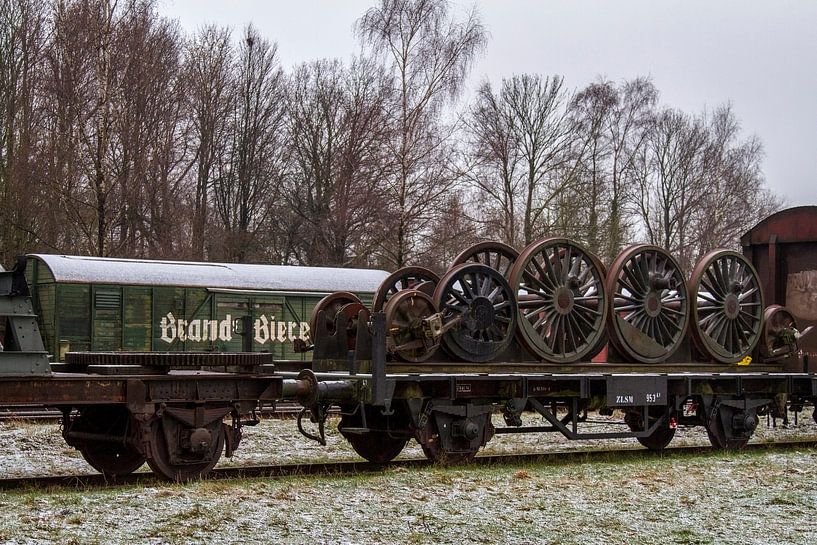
[740,205,817,245]
[28,254,390,293]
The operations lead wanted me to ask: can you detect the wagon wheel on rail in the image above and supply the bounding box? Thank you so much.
[508,238,608,363]
[606,245,689,363]
[416,416,479,465]
[309,291,363,344]
[624,409,676,451]
[704,402,755,449]
[450,241,519,279]
[383,289,441,362]
[145,415,225,482]
[689,250,764,363]
[72,406,145,478]
[338,407,409,463]
[372,267,440,312]
[433,263,518,363]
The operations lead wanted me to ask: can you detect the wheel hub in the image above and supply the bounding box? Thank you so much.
[724,293,739,319]
[554,286,574,315]
[645,292,662,318]
[470,297,495,329]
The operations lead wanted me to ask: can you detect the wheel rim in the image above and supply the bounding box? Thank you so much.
[625,410,675,451]
[705,404,751,449]
[759,305,798,360]
[383,289,440,362]
[146,418,224,482]
[372,267,440,312]
[509,238,608,362]
[416,416,478,465]
[81,443,145,478]
[606,245,689,363]
[689,250,764,363]
[309,291,362,342]
[450,241,519,279]
[338,302,370,350]
[433,263,518,363]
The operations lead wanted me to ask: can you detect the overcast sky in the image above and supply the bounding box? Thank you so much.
[159,0,817,207]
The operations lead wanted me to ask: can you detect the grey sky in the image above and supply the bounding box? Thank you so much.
[160,0,817,206]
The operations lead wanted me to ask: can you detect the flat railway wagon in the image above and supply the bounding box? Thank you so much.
[2,206,817,482]
[289,207,817,464]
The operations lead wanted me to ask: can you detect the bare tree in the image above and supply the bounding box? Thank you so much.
[285,57,392,266]
[569,77,657,261]
[690,105,782,260]
[212,25,286,262]
[632,108,708,270]
[356,0,487,267]
[184,25,233,260]
[466,74,583,248]
[0,0,49,263]
[570,80,616,254]
[108,2,190,257]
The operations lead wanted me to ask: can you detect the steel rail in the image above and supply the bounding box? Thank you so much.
[1,438,814,491]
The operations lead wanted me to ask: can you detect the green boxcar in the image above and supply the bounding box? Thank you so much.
[25,255,389,361]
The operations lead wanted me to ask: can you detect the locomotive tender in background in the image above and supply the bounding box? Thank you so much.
[0,206,816,481]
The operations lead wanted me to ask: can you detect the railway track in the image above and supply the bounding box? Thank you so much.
[2,439,814,491]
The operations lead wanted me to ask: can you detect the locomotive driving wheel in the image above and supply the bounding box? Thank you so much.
[383,289,440,362]
[71,406,145,478]
[145,414,225,482]
[372,267,440,312]
[509,238,608,363]
[607,245,689,363]
[450,241,519,278]
[689,250,764,363]
[309,291,363,343]
[433,263,518,363]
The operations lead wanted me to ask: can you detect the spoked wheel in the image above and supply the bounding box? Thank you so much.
[705,403,755,449]
[338,409,409,463]
[607,245,689,363]
[145,416,225,482]
[509,238,608,363]
[433,263,518,363]
[372,267,440,312]
[625,409,676,451]
[689,250,764,363]
[383,289,440,362]
[309,291,362,342]
[72,406,145,478]
[450,241,519,279]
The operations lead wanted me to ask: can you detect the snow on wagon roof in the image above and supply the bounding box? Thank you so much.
[28,254,390,293]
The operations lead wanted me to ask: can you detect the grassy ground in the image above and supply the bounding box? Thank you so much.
[1,413,816,544]
[0,447,815,544]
